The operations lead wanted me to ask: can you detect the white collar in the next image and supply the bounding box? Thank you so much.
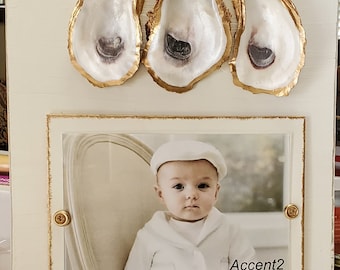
[145,207,224,247]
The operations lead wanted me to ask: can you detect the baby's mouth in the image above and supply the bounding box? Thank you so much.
[185,205,199,209]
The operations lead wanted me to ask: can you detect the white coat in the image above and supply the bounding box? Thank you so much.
[124,207,256,270]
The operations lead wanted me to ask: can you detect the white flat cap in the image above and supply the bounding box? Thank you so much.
[150,140,227,180]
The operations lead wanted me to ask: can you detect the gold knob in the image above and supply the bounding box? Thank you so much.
[284,204,299,219]
[54,210,71,227]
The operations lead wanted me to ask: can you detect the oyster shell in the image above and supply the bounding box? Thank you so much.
[229,0,306,96]
[143,0,232,93]
[68,0,144,87]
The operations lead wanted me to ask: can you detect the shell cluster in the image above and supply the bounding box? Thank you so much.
[68,0,306,96]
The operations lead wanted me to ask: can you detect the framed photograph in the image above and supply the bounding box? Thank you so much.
[48,115,305,270]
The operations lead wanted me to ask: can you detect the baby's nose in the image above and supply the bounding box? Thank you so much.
[185,186,198,200]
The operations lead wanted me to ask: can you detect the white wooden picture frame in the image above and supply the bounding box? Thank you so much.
[47,115,305,270]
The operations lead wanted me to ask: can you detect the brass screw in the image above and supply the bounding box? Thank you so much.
[284,204,299,219]
[54,210,71,227]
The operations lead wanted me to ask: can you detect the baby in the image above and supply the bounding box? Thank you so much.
[124,140,255,270]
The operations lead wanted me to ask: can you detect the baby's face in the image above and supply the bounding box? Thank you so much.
[154,159,220,222]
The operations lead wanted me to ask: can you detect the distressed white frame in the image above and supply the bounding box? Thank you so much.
[47,115,305,270]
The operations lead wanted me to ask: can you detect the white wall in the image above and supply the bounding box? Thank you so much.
[5,0,338,269]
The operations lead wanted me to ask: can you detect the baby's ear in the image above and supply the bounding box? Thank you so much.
[215,183,221,199]
[154,185,163,201]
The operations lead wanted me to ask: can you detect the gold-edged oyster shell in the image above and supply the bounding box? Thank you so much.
[143,0,232,93]
[229,0,306,96]
[68,0,144,87]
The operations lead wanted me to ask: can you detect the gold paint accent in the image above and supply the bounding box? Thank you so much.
[142,0,233,93]
[284,204,299,219]
[54,210,71,227]
[229,0,306,97]
[136,0,146,16]
[301,118,306,270]
[46,114,306,122]
[47,114,52,270]
[67,0,142,88]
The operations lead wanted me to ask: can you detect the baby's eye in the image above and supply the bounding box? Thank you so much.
[198,183,210,189]
[173,183,184,190]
